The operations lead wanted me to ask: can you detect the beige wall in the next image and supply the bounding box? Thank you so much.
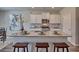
[0,11,9,27]
[60,7,77,46]
[76,8,79,45]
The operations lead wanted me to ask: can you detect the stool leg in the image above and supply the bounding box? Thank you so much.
[27,47,28,52]
[66,47,69,52]
[46,48,48,52]
[17,48,19,52]
[24,48,25,52]
[54,46,55,52]
[13,47,16,52]
[37,48,38,52]
[57,48,59,52]
[62,48,64,52]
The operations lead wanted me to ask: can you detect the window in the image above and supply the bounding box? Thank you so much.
[9,14,24,31]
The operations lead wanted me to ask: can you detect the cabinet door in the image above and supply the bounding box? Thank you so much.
[50,15,55,23]
[55,15,61,23]
[35,15,42,23]
[62,14,71,35]
[50,15,61,23]
[30,15,36,23]
[30,14,41,23]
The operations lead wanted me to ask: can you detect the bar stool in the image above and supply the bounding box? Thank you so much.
[13,42,28,52]
[36,43,49,52]
[53,42,69,52]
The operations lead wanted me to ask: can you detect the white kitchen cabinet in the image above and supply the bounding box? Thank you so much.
[62,14,72,35]
[30,14,42,23]
[36,15,42,23]
[42,12,50,19]
[30,15,36,23]
[50,15,61,23]
[30,14,61,23]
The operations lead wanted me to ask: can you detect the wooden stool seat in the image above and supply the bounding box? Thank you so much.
[53,42,69,52]
[13,42,28,52]
[36,43,49,52]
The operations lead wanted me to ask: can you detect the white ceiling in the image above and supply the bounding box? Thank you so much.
[0,7,63,13]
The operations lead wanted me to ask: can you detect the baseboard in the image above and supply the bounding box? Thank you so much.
[68,40,79,46]
[74,44,79,46]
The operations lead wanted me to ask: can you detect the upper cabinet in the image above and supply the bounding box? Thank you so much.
[30,14,42,23]
[50,14,61,23]
[42,12,50,19]
[30,13,61,24]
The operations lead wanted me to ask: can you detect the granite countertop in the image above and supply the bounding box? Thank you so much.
[7,31,72,37]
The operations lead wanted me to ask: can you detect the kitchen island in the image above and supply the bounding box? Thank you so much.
[7,31,71,42]
[7,31,71,52]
